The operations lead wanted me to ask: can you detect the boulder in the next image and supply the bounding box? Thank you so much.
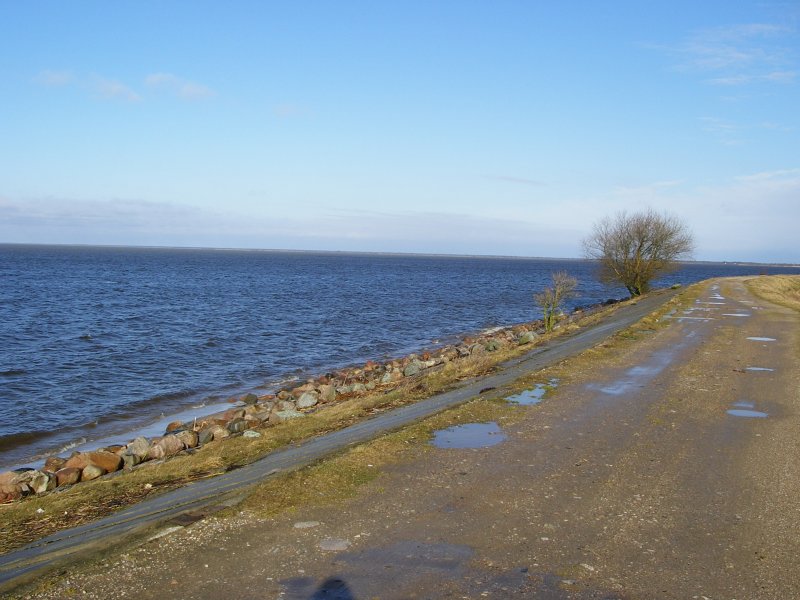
[403,360,424,377]
[0,471,18,486]
[484,340,501,352]
[278,400,296,411]
[80,464,106,481]
[242,430,262,439]
[318,384,336,403]
[296,391,319,409]
[227,418,249,434]
[124,437,151,461]
[165,421,184,433]
[351,383,367,394]
[55,467,81,486]
[146,444,166,461]
[242,393,259,405]
[175,429,199,448]
[43,457,67,473]
[201,424,230,443]
[64,451,123,474]
[14,470,55,494]
[156,435,185,457]
[0,484,23,503]
[269,409,305,424]
[518,331,539,345]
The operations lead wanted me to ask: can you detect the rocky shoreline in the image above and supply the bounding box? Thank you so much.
[0,299,619,504]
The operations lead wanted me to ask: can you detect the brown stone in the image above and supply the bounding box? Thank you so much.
[55,467,81,486]
[146,444,166,461]
[64,451,123,474]
[0,483,23,503]
[318,384,336,403]
[80,464,106,481]
[156,435,185,457]
[43,456,67,473]
[0,471,18,486]
[165,421,184,433]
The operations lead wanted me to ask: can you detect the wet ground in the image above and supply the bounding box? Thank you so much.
[11,279,800,599]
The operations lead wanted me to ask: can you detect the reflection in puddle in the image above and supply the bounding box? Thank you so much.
[747,337,776,342]
[431,422,507,449]
[746,367,774,372]
[727,409,768,418]
[727,400,768,418]
[506,378,559,406]
[722,313,751,317]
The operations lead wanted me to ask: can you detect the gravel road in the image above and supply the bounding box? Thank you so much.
[7,278,800,599]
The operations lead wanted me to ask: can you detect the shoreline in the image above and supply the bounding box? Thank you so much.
[0,293,632,500]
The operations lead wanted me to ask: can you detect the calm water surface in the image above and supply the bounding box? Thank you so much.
[1,245,796,468]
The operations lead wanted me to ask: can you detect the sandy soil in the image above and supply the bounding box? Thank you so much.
[11,279,800,599]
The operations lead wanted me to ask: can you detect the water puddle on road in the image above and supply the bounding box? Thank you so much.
[506,378,559,406]
[431,422,507,449]
[746,366,774,372]
[727,409,769,418]
[727,401,768,418]
[722,313,751,317]
[747,337,776,342]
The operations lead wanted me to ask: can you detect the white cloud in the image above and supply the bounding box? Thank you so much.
[665,22,797,86]
[145,73,215,100]
[33,69,73,87]
[91,76,141,102]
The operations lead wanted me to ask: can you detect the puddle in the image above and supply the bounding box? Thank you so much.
[431,422,507,449]
[727,399,768,418]
[506,378,559,406]
[727,409,768,418]
[722,313,751,317]
[733,401,755,409]
[747,337,776,342]
[746,367,774,372]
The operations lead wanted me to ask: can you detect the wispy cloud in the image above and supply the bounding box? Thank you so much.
[91,76,141,102]
[664,22,797,86]
[484,175,547,187]
[33,69,73,87]
[145,73,215,100]
[699,116,744,146]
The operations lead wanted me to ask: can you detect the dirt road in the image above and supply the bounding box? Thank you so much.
[10,279,800,599]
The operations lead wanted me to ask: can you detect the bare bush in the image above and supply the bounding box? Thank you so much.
[582,209,694,297]
[534,271,578,332]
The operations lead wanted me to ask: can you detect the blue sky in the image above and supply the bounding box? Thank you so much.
[1,1,798,262]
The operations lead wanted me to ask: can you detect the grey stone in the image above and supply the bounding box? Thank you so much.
[319,538,350,551]
[518,331,539,345]
[125,437,151,460]
[242,393,259,405]
[273,409,305,422]
[242,430,262,438]
[297,391,319,409]
[403,361,423,377]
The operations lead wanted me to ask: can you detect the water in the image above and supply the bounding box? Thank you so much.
[1,245,797,468]
[431,422,507,449]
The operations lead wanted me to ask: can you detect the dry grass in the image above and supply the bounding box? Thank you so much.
[745,275,800,313]
[0,295,641,554]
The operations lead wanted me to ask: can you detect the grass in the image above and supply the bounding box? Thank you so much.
[745,275,800,313]
[0,293,645,555]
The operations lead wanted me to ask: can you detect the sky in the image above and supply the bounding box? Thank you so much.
[1,1,798,263]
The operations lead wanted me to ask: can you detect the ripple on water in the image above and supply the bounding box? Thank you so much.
[431,422,507,449]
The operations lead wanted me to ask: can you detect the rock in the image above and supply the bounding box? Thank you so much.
[380,372,393,384]
[65,451,123,474]
[0,484,24,503]
[80,464,106,481]
[276,390,292,400]
[318,538,350,552]
[518,331,539,345]
[122,454,140,469]
[43,457,67,473]
[14,470,55,494]
[242,430,261,439]
[318,384,336,403]
[484,340,501,352]
[227,418,249,434]
[208,424,230,441]
[468,343,485,355]
[293,521,321,529]
[156,435,185,457]
[146,444,166,461]
[336,385,353,395]
[270,409,305,423]
[278,400,296,411]
[365,381,376,391]
[242,393,259,405]
[175,429,199,448]
[165,421,184,433]
[456,345,470,357]
[125,437,151,461]
[252,409,272,421]
[55,467,81,486]
[351,383,367,394]
[0,471,18,486]
[403,360,424,377]
[296,391,319,409]
[197,427,215,445]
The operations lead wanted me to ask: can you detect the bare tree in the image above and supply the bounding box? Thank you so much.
[534,271,578,332]
[582,209,694,297]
